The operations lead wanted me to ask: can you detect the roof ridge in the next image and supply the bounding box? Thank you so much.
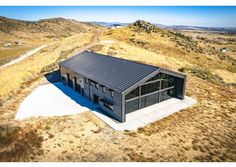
[85,50,159,69]
[60,51,160,93]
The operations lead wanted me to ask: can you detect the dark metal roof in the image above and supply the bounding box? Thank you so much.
[60,51,159,93]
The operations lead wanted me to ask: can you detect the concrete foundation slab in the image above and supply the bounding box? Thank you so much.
[91,96,197,131]
[16,82,196,131]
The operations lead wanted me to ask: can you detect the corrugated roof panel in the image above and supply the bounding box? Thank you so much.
[60,51,159,93]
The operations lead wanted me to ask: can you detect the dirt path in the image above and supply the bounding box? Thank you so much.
[75,30,102,53]
[0,31,101,70]
[0,44,49,69]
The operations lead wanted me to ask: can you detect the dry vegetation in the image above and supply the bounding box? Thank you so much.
[0,19,235,162]
[0,16,101,65]
[0,124,43,162]
[0,32,96,105]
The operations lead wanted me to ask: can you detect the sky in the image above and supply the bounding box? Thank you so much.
[0,6,236,27]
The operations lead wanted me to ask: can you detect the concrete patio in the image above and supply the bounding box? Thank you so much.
[15,82,95,120]
[91,96,197,130]
[16,82,196,131]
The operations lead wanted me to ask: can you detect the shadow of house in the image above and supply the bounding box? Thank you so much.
[44,70,120,123]
[44,70,61,83]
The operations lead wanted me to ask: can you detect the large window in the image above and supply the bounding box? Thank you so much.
[161,77,174,89]
[125,99,139,114]
[125,87,139,100]
[160,88,174,102]
[141,81,160,95]
[141,92,159,109]
[125,73,176,114]
[146,73,161,82]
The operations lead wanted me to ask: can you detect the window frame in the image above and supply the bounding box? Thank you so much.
[111,90,114,97]
[102,86,106,93]
[103,102,114,111]
[125,87,139,100]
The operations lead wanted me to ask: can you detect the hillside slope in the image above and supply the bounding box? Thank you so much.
[86,20,236,162]
[0,16,100,39]
[0,16,103,66]
[98,20,236,86]
[0,19,235,162]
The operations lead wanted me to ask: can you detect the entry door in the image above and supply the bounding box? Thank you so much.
[93,94,99,104]
[67,73,73,88]
[74,77,81,93]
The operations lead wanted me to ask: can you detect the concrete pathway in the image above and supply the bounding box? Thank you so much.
[91,96,197,131]
[16,82,196,131]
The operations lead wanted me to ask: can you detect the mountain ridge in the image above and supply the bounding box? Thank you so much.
[0,16,101,39]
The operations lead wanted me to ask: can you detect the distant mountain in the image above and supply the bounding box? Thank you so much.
[91,21,129,28]
[0,16,100,39]
[92,20,236,34]
[161,25,236,34]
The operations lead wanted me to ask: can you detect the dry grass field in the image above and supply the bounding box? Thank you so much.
[0,16,100,66]
[0,20,235,162]
[0,31,50,66]
[0,32,95,105]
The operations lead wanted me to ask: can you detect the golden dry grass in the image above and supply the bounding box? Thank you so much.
[0,26,235,162]
[96,37,188,71]
[103,28,236,74]
[0,31,54,65]
[0,32,95,102]
[214,69,236,84]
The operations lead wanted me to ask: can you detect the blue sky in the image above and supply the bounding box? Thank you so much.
[0,6,236,27]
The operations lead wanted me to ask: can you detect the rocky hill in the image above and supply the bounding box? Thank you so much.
[0,16,100,39]
[128,20,161,33]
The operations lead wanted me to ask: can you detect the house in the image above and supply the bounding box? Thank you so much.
[110,24,123,29]
[59,51,186,122]
[220,47,227,52]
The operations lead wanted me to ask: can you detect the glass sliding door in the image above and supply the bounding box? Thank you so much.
[125,99,139,114]
[159,88,174,102]
[140,92,159,109]
[125,73,177,114]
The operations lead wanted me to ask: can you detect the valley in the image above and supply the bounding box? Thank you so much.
[0,18,235,162]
